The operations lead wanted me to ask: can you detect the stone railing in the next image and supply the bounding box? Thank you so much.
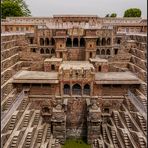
[127,90,147,120]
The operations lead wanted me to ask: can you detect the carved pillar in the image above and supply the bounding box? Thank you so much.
[51,103,66,144]
[87,100,102,144]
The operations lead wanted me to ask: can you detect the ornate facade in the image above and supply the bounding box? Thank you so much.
[1,15,147,148]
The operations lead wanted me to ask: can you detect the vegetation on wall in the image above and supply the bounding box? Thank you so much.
[1,0,31,19]
[62,139,91,148]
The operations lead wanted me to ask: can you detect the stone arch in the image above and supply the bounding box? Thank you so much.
[90,52,92,58]
[114,48,118,55]
[80,38,85,47]
[42,106,50,113]
[46,48,50,54]
[117,39,121,44]
[51,38,55,45]
[106,49,111,55]
[72,84,82,95]
[63,84,70,95]
[51,48,55,54]
[40,38,44,45]
[98,65,102,72]
[60,52,63,58]
[96,38,101,46]
[51,64,55,70]
[107,38,111,45]
[101,49,105,55]
[102,38,106,46]
[66,38,72,47]
[96,49,100,55]
[45,38,49,45]
[73,38,79,47]
[83,84,90,95]
[40,48,44,54]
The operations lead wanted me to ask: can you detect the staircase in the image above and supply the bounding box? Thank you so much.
[24,132,32,148]
[9,115,17,130]
[111,129,118,146]
[46,125,51,141]
[36,129,44,144]
[18,98,28,110]
[123,133,131,148]
[32,112,40,126]
[10,136,18,148]
[124,114,132,129]
[113,112,119,127]
[6,97,13,110]
[141,83,147,96]
[138,115,147,133]
[139,137,146,148]
[102,127,107,141]
[22,114,30,128]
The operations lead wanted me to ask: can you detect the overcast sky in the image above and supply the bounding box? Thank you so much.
[25,0,147,18]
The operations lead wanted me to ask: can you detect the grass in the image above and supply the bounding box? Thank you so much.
[62,139,91,148]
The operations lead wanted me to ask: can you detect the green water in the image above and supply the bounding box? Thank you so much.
[62,139,91,148]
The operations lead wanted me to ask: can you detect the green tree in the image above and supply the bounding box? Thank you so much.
[110,13,117,17]
[124,8,141,17]
[1,0,31,19]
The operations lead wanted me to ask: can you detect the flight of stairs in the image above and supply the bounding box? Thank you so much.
[125,114,132,129]
[9,115,17,130]
[123,133,131,148]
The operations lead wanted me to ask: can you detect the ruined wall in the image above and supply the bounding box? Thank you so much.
[66,98,87,139]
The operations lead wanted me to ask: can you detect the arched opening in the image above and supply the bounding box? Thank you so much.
[106,49,110,55]
[98,66,101,72]
[96,38,101,46]
[63,84,70,95]
[96,49,100,55]
[83,84,90,95]
[46,48,50,54]
[66,38,72,47]
[101,49,105,55]
[40,48,44,54]
[42,107,49,113]
[51,48,55,54]
[117,39,121,44]
[107,38,111,45]
[31,48,36,52]
[80,38,85,47]
[60,52,63,58]
[51,64,55,70]
[90,52,92,58]
[40,38,44,46]
[45,38,49,45]
[73,38,78,47]
[30,38,34,44]
[102,38,106,46]
[114,49,118,55]
[51,38,55,45]
[72,84,81,95]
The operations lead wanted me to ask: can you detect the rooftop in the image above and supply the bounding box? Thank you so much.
[12,70,59,84]
[60,61,94,70]
[95,71,140,84]
[1,32,26,37]
[89,58,108,63]
[44,58,63,62]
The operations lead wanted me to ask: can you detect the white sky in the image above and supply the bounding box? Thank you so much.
[25,0,147,18]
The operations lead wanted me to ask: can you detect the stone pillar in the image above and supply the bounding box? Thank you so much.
[51,103,66,144]
[90,82,93,96]
[87,100,102,144]
[60,81,63,96]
